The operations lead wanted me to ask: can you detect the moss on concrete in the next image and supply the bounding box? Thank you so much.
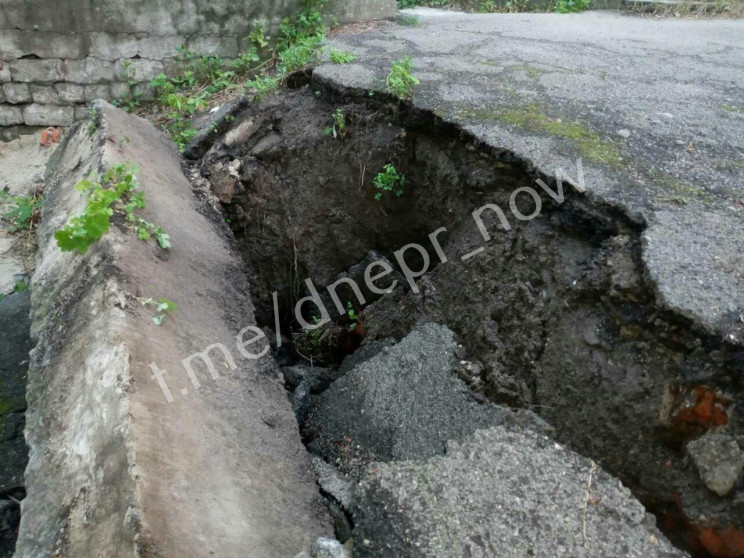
[720,105,744,115]
[396,14,421,26]
[498,105,588,138]
[715,159,744,171]
[576,137,622,167]
[504,64,545,80]
[457,104,622,167]
[647,170,714,204]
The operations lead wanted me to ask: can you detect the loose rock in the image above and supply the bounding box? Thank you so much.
[311,537,348,558]
[687,433,744,497]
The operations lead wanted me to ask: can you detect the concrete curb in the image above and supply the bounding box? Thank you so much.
[16,101,331,557]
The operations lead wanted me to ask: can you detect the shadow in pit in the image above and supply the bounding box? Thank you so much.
[0,290,31,558]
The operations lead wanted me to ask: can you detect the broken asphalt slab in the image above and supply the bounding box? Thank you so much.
[305,323,549,471]
[350,425,687,558]
[307,325,685,557]
[316,10,744,340]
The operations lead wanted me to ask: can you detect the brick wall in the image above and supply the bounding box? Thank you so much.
[0,0,394,133]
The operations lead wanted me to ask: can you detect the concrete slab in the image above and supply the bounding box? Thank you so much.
[316,10,744,339]
[15,102,330,557]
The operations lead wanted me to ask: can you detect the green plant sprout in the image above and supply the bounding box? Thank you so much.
[0,191,43,233]
[346,301,359,331]
[87,106,98,135]
[54,164,170,254]
[324,108,346,140]
[139,297,178,326]
[373,164,405,201]
[386,56,420,100]
[329,50,357,64]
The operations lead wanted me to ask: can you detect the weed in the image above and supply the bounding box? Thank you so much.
[250,21,270,49]
[293,316,324,360]
[397,0,451,7]
[278,0,326,52]
[113,97,141,113]
[476,0,534,13]
[399,0,599,12]
[87,106,99,135]
[279,34,324,72]
[54,164,170,254]
[0,191,43,233]
[14,280,28,292]
[165,115,199,153]
[386,56,420,100]
[374,164,405,201]
[205,70,237,95]
[139,297,178,326]
[554,0,591,12]
[175,47,224,81]
[324,108,346,140]
[346,301,359,331]
[241,2,327,96]
[117,60,139,87]
[626,0,742,17]
[292,317,346,364]
[149,73,176,96]
[244,75,282,100]
[160,92,207,114]
[329,49,357,64]
[233,47,261,74]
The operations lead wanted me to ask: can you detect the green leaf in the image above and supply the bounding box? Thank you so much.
[55,165,170,254]
[153,315,165,326]
[156,232,171,250]
[157,298,178,312]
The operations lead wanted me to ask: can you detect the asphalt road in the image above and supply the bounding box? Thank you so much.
[317,9,744,339]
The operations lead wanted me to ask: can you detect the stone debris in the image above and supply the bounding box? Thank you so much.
[687,433,744,497]
[311,537,349,558]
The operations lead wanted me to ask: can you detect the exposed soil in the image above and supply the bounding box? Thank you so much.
[190,82,743,557]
